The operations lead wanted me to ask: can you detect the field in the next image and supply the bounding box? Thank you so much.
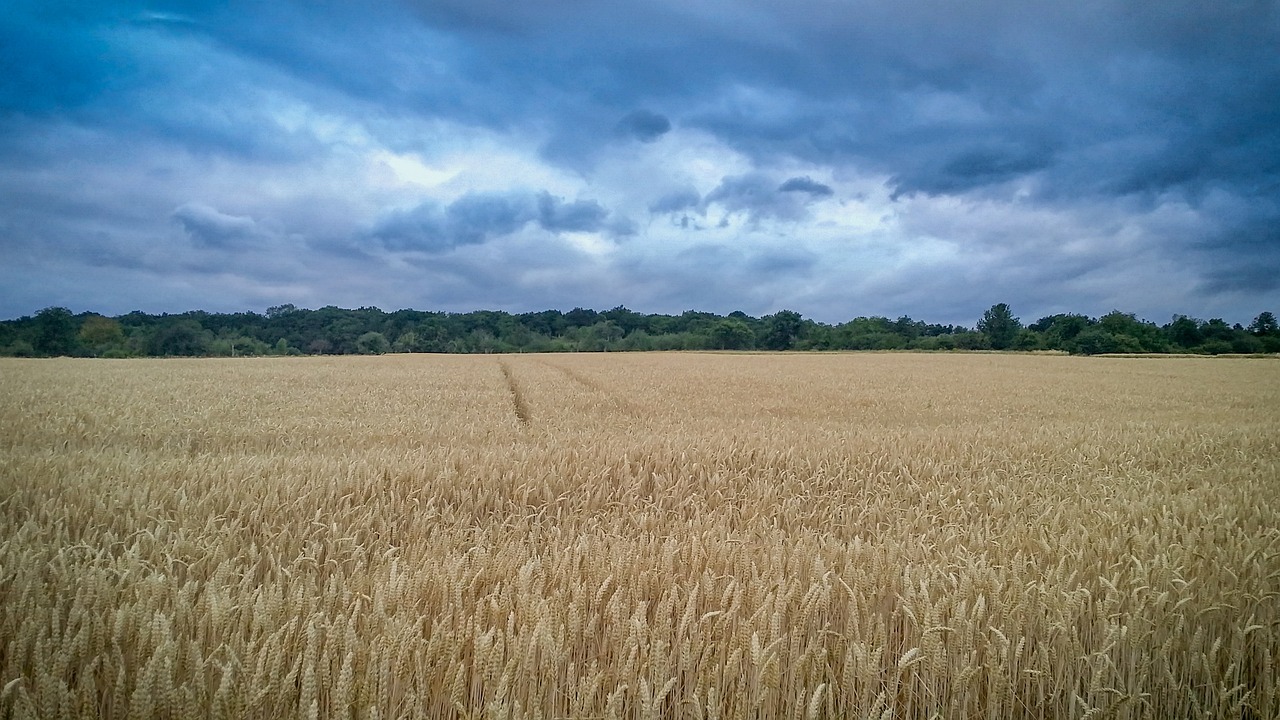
[1,353,1278,719]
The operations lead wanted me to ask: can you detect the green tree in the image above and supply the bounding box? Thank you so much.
[1096,311,1168,352]
[1200,319,1235,343]
[977,303,1022,350]
[1248,311,1277,336]
[392,331,419,353]
[355,331,390,354]
[576,321,624,351]
[1070,328,1142,355]
[149,320,211,356]
[34,306,78,356]
[1012,329,1044,350]
[709,318,754,350]
[1031,314,1090,350]
[1165,315,1203,348]
[760,310,804,350]
[78,315,125,353]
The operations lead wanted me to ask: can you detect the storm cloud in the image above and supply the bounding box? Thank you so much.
[615,110,672,143]
[172,203,264,249]
[1,0,1277,324]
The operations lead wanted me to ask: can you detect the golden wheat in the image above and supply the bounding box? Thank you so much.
[1,353,1278,719]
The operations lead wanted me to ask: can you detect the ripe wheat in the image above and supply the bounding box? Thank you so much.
[1,353,1277,718]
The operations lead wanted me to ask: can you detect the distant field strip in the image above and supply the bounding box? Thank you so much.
[1,353,1278,719]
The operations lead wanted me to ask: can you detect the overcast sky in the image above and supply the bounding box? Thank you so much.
[2,1,1277,325]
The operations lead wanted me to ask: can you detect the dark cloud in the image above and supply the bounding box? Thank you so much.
[778,176,833,197]
[649,188,702,214]
[537,193,609,233]
[369,191,618,253]
[705,173,826,222]
[371,193,538,252]
[607,216,639,238]
[615,110,671,142]
[1195,213,1280,293]
[448,193,538,244]
[1,0,1277,322]
[889,141,1056,199]
[172,203,261,248]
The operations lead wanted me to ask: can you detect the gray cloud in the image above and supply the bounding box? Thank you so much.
[615,110,671,142]
[369,191,619,253]
[649,187,702,214]
[448,193,538,243]
[0,0,1277,323]
[371,193,538,252]
[705,173,826,222]
[537,193,609,233]
[172,203,262,248]
[889,141,1057,199]
[778,176,833,197]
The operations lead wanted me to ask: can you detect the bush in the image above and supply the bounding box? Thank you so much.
[1231,334,1265,354]
[1070,329,1144,355]
[355,332,390,355]
[1196,339,1234,355]
[1,340,37,357]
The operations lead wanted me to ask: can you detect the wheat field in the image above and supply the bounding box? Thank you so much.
[1,353,1278,719]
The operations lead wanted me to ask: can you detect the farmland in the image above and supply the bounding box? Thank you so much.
[1,353,1278,719]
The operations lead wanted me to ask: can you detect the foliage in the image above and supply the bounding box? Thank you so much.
[977,303,1022,350]
[356,331,391,355]
[709,318,755,350]
[1249,311,1278,336]
[1,303,1276,357]
[760,310,805,350]
[33,306,79,356]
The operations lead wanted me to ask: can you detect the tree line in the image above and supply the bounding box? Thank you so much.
[2,303,1277,358]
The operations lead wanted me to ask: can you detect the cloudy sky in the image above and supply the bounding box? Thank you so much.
[2,0,1277,325]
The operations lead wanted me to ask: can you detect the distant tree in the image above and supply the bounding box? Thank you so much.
[977,303,1022,350]
[893,316,923,339]
[1200,319,1235,343]
[78,315,125,353]
[1096,311,1168,352]
[564,307,600,328]
[355,331,390,354]
[1231,334,1265,354]
[1032,314,1091,350]
[1249,311,1278,336]
[709,318,754,350]
[760,310,805,350]
[149,320,210,356]
[307,338,334,355]
[951,331,988,350]
[1011,329,1044,350]
[1165,315,1203,348]
[1197,339,1234,355]
[1070,328,1142,355]
[33,306,78,356]
[620,330,656,351]
[576,321,624,351]
[392,331,419,353]
[1,339,37,357]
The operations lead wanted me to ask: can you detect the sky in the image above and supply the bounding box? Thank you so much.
[2,0,1278,326]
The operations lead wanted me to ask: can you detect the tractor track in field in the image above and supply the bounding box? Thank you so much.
[498,360,531,426]
[535,359,639,417]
